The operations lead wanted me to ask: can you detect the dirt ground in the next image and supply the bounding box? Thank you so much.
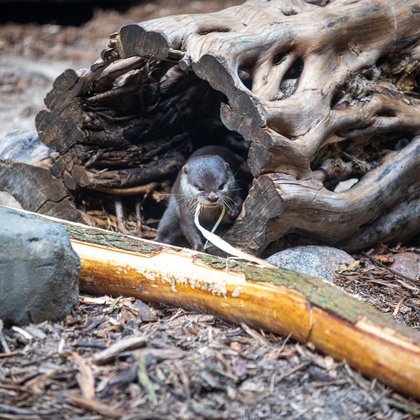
[0,1,419,418]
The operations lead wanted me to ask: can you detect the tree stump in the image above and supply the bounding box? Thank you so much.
[29,0,420,254]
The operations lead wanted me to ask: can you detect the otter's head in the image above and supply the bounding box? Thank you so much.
[181,155,235,207]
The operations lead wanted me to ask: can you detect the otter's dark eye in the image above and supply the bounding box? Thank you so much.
[218,183,225,191]
[194,185,204,191]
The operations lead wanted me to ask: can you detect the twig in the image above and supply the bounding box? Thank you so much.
[362,252,420,289]
[276,361,311,384]
[392,298,405,317]
[0,351,20,358]
[312,379,347,388]
[137,352,158,405]
[385,397,420,416]
[65,393,122,418]
[240,322,270,346]
[278,332,293,354]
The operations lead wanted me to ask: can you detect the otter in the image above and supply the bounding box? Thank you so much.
[156,146,246,251]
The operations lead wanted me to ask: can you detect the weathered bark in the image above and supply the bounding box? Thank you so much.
[12,207,420,400]
[35,64,230,192]
[0,161,85,222]
[0,131,85,221]
[29,0,420,253]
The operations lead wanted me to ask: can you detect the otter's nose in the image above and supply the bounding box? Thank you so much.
[207,192,218,203]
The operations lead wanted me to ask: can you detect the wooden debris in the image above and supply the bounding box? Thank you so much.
[92,336,147,365]
[276,362,311,384]
[69,352,96,400]
[137,352,158,405]
[336,246,419,328]
[11,326,33,341]
[362,252,420,285]
[65,393,123,418]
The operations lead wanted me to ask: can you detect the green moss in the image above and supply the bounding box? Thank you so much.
[66,224,161,255]
[197,254,245,270]
[244,265,420,343]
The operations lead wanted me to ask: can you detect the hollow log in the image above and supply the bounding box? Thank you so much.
[8,206,420,400]
[29,0,420,254]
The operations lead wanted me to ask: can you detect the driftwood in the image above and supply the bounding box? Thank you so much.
[13,207,420,399]
[2,0,418,253]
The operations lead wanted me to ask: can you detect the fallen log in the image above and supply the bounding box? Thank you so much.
[27,0,419,254]
[7,206,420,399]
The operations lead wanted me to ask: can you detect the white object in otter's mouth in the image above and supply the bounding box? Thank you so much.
[201,203,220,208]
[199,203,226,250]
[194,203,274,268]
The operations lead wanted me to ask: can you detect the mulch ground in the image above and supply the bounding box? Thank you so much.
[335,246,419,330]
[0,245,419,419]
[0,1,419,418]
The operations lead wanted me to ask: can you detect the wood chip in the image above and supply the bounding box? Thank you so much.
[134,299,157,322]
[277,362,311,383]
[393,298,405,317]
[92,336,147,365]
[80,296,109,305]
[240,322,270,346]
[25,369,59,395]
[65,393,122,418]
[11,326,33,341]
[70,352,96,400]
[0,351,20,358]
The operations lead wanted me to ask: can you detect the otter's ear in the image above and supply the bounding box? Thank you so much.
[182,165,189,175]
[225,162,230,171]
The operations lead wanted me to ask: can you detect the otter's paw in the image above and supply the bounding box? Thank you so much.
[190,238,205,251]
[226,206,240,218]
[193,243,204,252]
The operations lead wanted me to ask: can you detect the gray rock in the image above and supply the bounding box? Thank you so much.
[267,245,354,282]
[390,252,419,280]
[0,206,80,326]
